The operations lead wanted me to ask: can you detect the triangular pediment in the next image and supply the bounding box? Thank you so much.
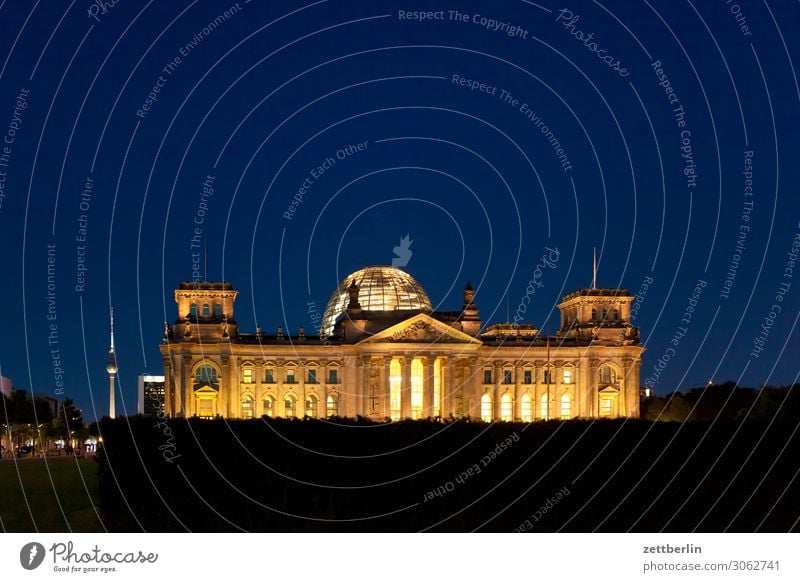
[598,385,620,394]
[358,313,482,345]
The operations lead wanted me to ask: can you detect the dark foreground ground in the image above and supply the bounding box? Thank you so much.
[85,417,800,532]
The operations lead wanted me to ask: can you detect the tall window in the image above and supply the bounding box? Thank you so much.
[599,366,617,384]
[305,395,318,418]
[262,396,275,417]
[543,368,553,384]
[602,308,608,321]
[560,394,572,420]
[613,309,619,321]
[242,368,254,384]
[480,393,492,422]
[523,370,532,384]
[202,303,210,316]
[503,370,513,385]
[540,393,550,419]
[390,359,401,420]
[562,368,573,384]
[284,396,297,418]
[328,368,339,384]
[411,358,423,419]
[264,369,275,383]
[190,303,198,317]
[483,369,493,384]
[286,369,296,384]
[433,358,442,418]
[194,364,218,388]
[500,393,513,421]
[326,394,338,417]
[307,369,317,384]
[214,304,223,317]
[600,398,612,417]
[521,393,532,422]
[591,308,597,320]
[241,396,254,419]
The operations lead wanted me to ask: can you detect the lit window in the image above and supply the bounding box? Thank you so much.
[411,358,423,419]
[214,304,223,317]
[523,370,532,384]
[500,393,513,421]
[202,303,210,316]
[241,396,254,418]
[600,398,612,417]
[198,399,213,419]
[305,395,318,418]
[560,394,571,420]
[307,369,317,384]
[503,370,513,385]
[599,366,617,384]
[326,394,338,417]
[563,368,573,384]
[264,369,275,383]
[242,368,254,384]
[483,369,493,384]
[286,369,296,384]
[540,393,550,419]
[390,359,401,420]
[190,303,198,317]
[521,393,532,422]
[262,396,275,417]
[328,368,338,384]
[284,396,297,418]
[480,393,492,422]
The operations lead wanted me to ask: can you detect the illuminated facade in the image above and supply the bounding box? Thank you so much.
[159,266,644,421]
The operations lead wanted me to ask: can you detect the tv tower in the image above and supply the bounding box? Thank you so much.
[105,306,118,419]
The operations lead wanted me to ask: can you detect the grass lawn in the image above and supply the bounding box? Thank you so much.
[0,456,104,532]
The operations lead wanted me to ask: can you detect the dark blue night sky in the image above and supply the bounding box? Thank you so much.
[0,0,798,419]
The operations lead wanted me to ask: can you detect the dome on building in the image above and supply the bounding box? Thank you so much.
[320,266,433,337]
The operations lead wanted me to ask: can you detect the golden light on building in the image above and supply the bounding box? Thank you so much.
[159,266,644,421]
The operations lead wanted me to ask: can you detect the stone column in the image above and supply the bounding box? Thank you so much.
[401,357,412,419]
[181,357,191,417]
[493,361,503,420]
[422,356,434,418]
[298,360,307,416]
[382,357,391,419]
[255,361,263,412]
[164,357,175,417]
[514,363,523,420]
[319,361,328,418]
[276,359,285,416]
[443,357,455,418]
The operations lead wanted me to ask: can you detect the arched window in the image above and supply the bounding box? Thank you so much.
[500,393,513,421]
[599,366,617,384]
[521,393,532,422]
[284,395,297,418]
[213,304,223,317]
[326,393,338,417]
[241,395,254,419]
[194,364,218,387]
[305,395,318,418]
[202,303,210,316]
[190,303,198,317]
[390,359,401,420]
[262,395,276,417]
[411,358,423,419]
[480,393,493,422]
[560,394,572,420]
[540,393,550,419]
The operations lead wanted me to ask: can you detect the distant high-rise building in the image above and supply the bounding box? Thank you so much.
[138,375,165,416]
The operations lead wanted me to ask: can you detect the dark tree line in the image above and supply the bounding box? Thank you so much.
[1,389,87,456]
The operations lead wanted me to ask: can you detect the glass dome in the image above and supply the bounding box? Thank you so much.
[320,266,432,338]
